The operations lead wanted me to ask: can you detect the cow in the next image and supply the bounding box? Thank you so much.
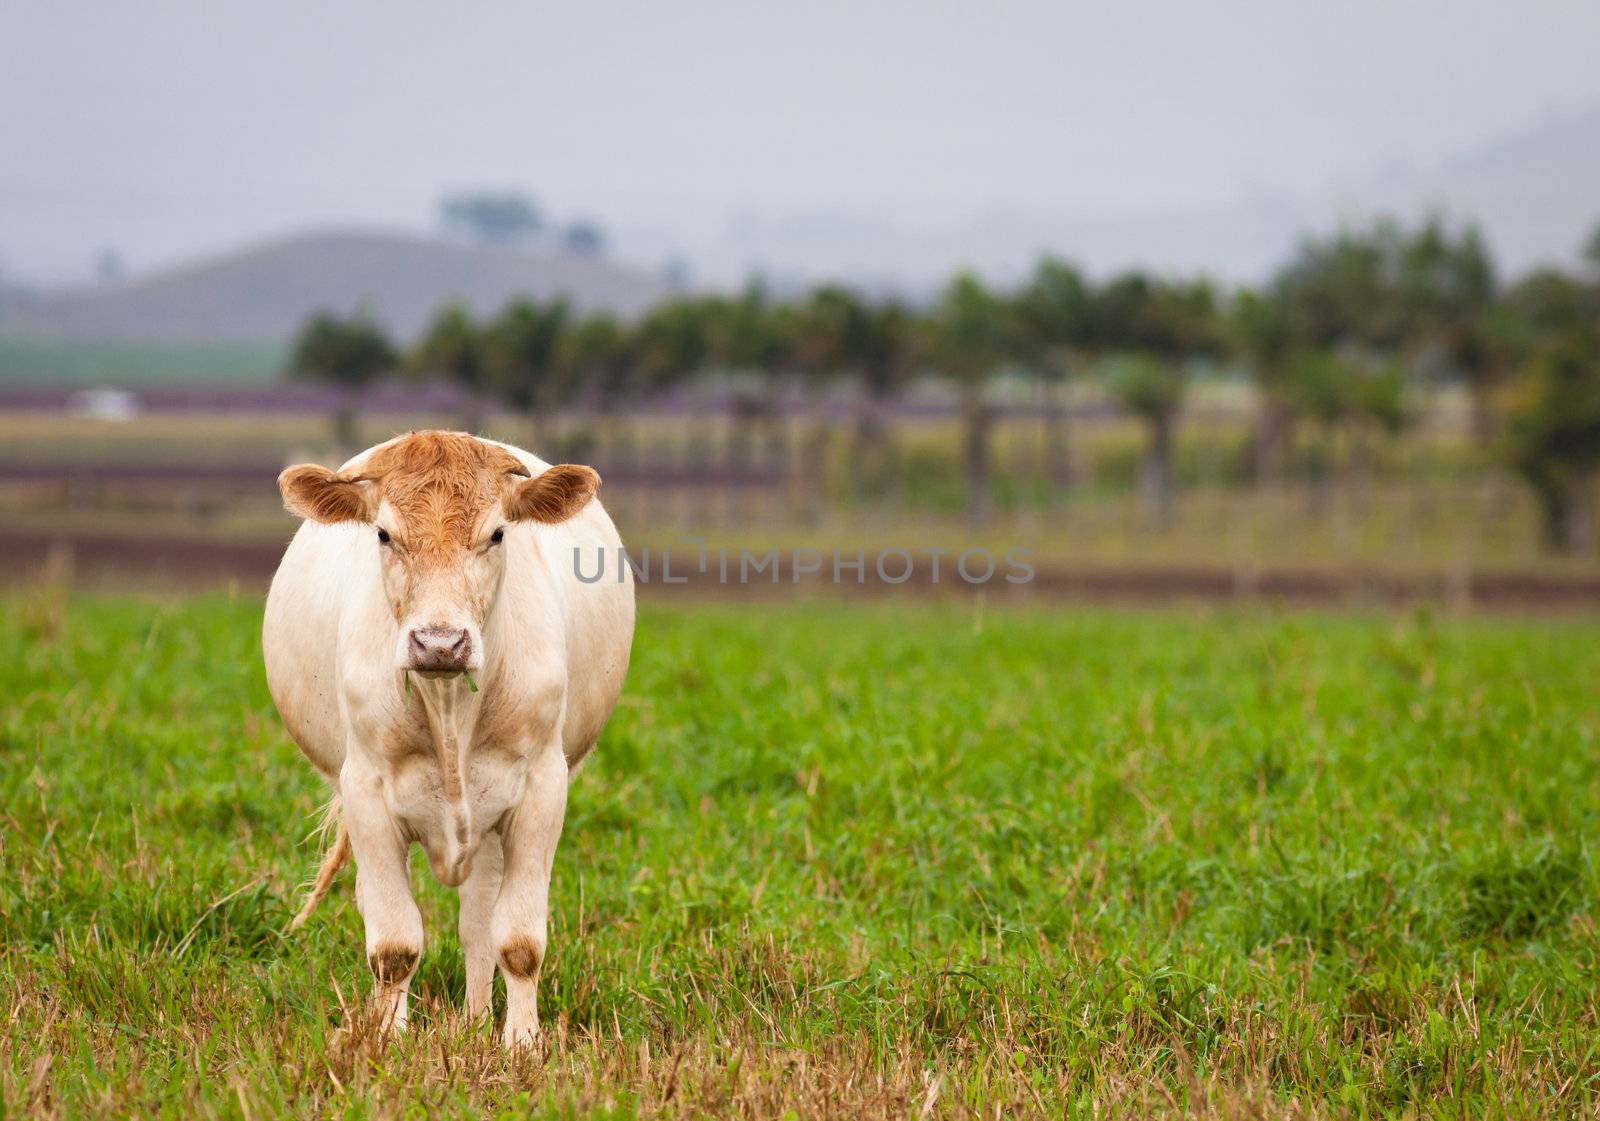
[262,431,634,1046]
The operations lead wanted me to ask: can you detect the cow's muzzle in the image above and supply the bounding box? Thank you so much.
[407,624,473,674]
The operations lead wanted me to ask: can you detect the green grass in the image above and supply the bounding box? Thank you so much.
[2,593,1597,1117]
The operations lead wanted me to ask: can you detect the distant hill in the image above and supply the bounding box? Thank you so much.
[0,228,674,346]
[1381,103,1600,274]
[697,103,1600,288]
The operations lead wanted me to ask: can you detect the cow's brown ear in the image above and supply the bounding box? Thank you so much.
[506,464,599,524]
[279,464,375,524]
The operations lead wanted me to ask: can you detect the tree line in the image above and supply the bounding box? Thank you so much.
[289,216,1600,551]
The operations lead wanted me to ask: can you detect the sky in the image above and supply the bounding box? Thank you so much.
[2,0,1599,287]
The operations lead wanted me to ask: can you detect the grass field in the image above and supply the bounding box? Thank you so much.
[2,593,1597,1118]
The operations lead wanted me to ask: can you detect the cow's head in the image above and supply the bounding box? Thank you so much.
[278,432,598,676]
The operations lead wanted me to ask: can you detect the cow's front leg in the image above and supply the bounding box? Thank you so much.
[457,831,503,1022]
[491,745,568,1047]
[342,767,424,1034]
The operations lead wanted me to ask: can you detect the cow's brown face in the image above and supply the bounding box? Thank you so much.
[279,433,599,676]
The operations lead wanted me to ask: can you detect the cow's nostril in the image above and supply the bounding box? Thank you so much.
[407,626,471,668]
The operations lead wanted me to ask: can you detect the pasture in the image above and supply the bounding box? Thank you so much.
[8,398,1599,582]
[1,593,1597,1117]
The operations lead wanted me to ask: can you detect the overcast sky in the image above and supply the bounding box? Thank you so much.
[3,0,1598,284]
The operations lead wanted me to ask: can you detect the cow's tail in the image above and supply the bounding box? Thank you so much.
[288,796,350,932]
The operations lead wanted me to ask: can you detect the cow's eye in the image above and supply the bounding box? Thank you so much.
[489,527,505,546]
[376,527,391,546]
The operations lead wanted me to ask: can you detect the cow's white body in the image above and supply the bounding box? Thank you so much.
[263,435,633,1042]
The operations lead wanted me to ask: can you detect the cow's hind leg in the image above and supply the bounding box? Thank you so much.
[458,832,504,1023]
[343,773,424,1034]
[491,745,568,1047]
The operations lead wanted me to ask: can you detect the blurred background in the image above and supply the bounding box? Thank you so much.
[4,1,1600,604]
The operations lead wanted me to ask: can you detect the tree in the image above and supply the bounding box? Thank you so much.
[1395,218,1498,441]
[439,192,542,247]
[1500,268,1598,339]
[1015,257,1091,493]
[1497,260,1600,552]
[849,299,916,501]
[632,296,714,396]
[287,311,397,449]
[560,313,636,403]
[798,284,867,395]
[557,313,638,461]
[930,272,1014,526]
[1105,355,1186,528]
[1274,222,1407,354]
[780,285,863,519]
[630,297,717,472]
[706,282,787,474]
[482,299,572,449]
[562,222,606,257]
[1276,218,1499,443]
[1286,350,1407,515]
[1230,287,1297,489]
[627,292,716,462]
[408,302,486,432]
[1504,330,1600,553]
[791,285,916,503]
[1583,221,1600,278]
[1094,273,1220,528]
